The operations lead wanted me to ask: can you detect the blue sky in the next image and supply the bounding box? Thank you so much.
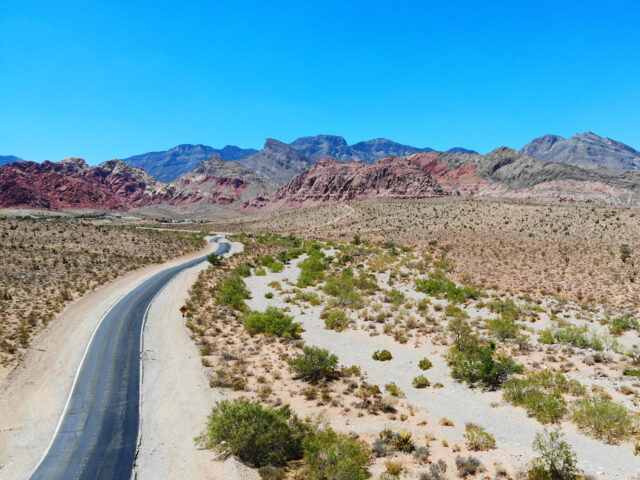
[1,0,639,164]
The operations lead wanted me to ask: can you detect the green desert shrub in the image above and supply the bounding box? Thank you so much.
[297,256,326,287]
[463,423,496,451]
[528,430,578,480]
[608,316,638,335]
[502,370,584,424]
[571,394,637,443]
[323,269,364,309]
[384,288,405,305]
[487,317,521,341]
[217,275,251,310]
[254,267,267,276]
[418,357,433,370]
[296,290,321,305]
[323,309,350,332]
[233,262,252,277]
[268,260,285,273]
[372,349,393,361]
[414,270,482,304]
[539,326,604,351]
[303,428,370,480]
[206,253,223,265]
[197,398,308,467]
[385,382,405,397]
[412,375,430,388]
[243,307,303,338]
[289,346,340,384]
[487,298,522,320]
[447,342,522,389]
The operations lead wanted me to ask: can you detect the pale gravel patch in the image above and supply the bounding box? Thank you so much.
[243,255,640,480]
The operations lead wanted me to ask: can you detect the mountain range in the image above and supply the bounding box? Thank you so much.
[245,148,640,211]
[521,131,640,170]
[2,131,640,212]
[121,144,259,182]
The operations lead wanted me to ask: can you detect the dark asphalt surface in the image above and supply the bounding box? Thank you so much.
[31,237,230,480]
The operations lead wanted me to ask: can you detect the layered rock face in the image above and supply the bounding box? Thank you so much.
[173,157,278,205]
[244,148,640,211]
[0,158,199,210]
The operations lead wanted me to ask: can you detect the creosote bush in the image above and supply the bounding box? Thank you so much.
[217,274,251,310]
[528,430,578,480]
[243,307,303,339]
[303,428,370,480]
[412,375,430,389]
[372,349,393,361]
[463,423,496,451]
[418,357,433,370]
[197,398,308,467]
[289,346,340,384]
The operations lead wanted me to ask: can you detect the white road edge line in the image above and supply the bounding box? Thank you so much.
[28,237,222,480]
[131,234,227,480]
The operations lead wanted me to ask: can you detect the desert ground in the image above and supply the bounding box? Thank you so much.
[204,199,640,310]
[1,198,638,480]
[0,214,206,377]
[183,229,640,479]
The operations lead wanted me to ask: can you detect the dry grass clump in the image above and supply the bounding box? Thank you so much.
[0,216,205,366]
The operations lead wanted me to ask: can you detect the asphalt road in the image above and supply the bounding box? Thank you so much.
[31,237,229,480]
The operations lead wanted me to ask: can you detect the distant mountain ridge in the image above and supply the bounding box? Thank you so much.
[521,131,640,171]
[244,148,640,211]
[236,139,316,185]
[122,144,258,182]
[0,155,24,167]
[288,134,476,163]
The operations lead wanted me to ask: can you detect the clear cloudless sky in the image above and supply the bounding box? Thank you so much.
[1,0,639,164]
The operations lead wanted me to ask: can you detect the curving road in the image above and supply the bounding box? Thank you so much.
[30,236,229,480]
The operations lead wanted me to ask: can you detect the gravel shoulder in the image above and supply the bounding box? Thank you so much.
[0,240,221,480]
[135,240,244,480]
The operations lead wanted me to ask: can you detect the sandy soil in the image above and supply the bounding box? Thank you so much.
[240,255,640,479]
[135,240,244,480]
[0,239,220,480]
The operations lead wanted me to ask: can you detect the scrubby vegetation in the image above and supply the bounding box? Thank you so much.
[0,217,206,363]
[303,427,370,480]
[463,423,496,451]
[217,275,251,310]
[197,398,308,467]
[528,430,579,480]
[503,370,584,424]
[372,349,393,361]
[243,307,303,338]
[289,346,340,384]
[414,270,482,304]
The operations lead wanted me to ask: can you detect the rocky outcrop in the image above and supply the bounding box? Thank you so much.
[173,157,278,205]
[244,148,640,211]
[122,144,258,182]
[0,158,199,210]
[236,139,316,185]
[244,156,457,210]
[521,131,640,171]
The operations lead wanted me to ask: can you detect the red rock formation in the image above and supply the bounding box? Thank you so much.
[0,159,199,210]
[243,156,454,211]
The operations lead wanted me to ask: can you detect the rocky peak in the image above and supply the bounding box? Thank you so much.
[59,157,90,172]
